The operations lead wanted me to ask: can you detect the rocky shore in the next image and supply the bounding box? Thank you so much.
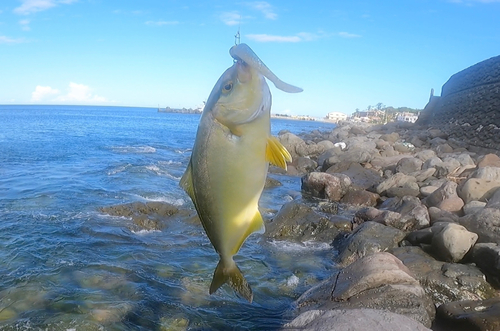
[101,120,500,331]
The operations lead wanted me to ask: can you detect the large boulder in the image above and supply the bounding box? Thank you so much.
[301,172,352,201]
[265,200,349,242]
[422,181,464,214]
[471,243,500,287]
[335,222,406,266]
[376,173,420,197]
[295,253,435,327]
[379,196,430,231]
[430,222,478,263]
[282,309,432,331]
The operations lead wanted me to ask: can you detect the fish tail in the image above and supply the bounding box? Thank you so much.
[209,258,253,303]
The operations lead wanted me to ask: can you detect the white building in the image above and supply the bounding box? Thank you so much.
[326,112,348,123]
[397,112,419,123]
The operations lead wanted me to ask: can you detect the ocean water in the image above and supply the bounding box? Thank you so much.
[0,105,338,330]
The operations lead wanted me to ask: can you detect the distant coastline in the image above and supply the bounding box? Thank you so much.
[158,106,203,114]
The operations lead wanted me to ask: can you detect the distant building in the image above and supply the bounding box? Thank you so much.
[396,112,419,123]
[326,112,348,123]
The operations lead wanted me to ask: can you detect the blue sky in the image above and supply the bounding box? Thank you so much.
[1,0,499,117]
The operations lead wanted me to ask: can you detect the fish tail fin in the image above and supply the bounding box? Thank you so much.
[209,258,253,303]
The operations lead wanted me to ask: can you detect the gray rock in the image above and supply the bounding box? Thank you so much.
[463,200,487,215]
[336,162,383,190]
[477,153,500,168]
[340,188,379,207]
[414,149,437,162]
[396,157,423,174]
[427,206,459,225]
[336,222,406,266]
[380,196,431,231]
[413,168,437,183]
[316,140,335,151]
[459,208,500,243]
[458,177,500,203]
[471,243,500,287]
[295,253,435,328]
[376,173,419,197]
[380,132,400,143]
[301,172,352,201]
[420,185,438,197]
[394,142,415,153]
[422,181,464,214]
[278,132,306,160]
[391,246,498,306]
[294,157,318,174]
[473,166,500,181]
[283,309,432,331]
[435,298,500,331]
[431,223,478,262]
[485,187,500,209]
[265,200,347,242]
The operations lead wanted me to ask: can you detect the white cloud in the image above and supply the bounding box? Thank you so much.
[31,82,107,104]
[245,1,277,20]
[55,82,107,103]
[0,35,25,43]
[338,31,361,38]
[31,85,60,101]
[145,20,179,26]
[14,0,77,15]
[220,11,242,26]
[19,19,30,31]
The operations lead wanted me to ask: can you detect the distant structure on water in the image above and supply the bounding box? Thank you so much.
[326,112,348,123]
[158,105,203,114]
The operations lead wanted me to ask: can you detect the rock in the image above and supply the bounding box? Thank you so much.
[301,172,352,201]
[380,132,400,143]
[471,243,500,287]
[278,132,306,160]
[431,223,478,262]
[340,188,379,207]
[435,298,500,331]
[264,176,282,188]
[427,206,459,224]
[423,181,464,214]
[324,146,378,168]
[335,162,383,190]
[294,157,317,174]
[485,187,500,209]
[99,201,193,231]
[335,222,406,266]
[463,200,487,215]
[473,166,500,181]
[477,153,500,168]
[394,142,415,153]
[459,208,500,243]
[283,309,432,331]
[296,142,326,159]
[391,246,498,306]
[316,140,335,151]
[420,185,438,197]
[435,143,454,155]
[295,253,435,328]
[396,157,423,174]
[265,200,348,242]
[413,168,437,183]
[457,178,500,203]
[415,149,437,162]
[379,196,431,231]
[376,173,420,197]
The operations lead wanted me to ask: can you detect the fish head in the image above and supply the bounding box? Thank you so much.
[205,59,270,130]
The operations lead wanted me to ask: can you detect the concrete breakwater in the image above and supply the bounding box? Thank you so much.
[420,54,500,150]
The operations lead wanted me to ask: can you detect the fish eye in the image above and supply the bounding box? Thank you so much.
[222,82,233,93]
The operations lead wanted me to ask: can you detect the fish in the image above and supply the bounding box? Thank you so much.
[179,43,302,302]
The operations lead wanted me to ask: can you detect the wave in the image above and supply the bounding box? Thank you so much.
[268,240,332,252]
[131,194,186,206]
[111,146,157,154]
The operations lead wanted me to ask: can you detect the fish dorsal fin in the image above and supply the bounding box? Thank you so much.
[179,160,196,202]
[266,136,292,170]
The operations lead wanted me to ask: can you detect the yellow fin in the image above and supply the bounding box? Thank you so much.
[266,136,292,170]
[210,259,253,303]
[179,161,195,201]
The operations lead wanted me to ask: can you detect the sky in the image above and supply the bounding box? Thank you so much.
[1,0,499,118]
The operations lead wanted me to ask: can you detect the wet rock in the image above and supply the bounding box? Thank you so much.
[396,157,423,174]
[431,223,478,262]
[334,162,383,190]
[265,200,348,242]
[391,246,498,306]
[471,243,500,287]
[335,222,406,266]
[295,253,435,328]
[379,196,431,231]
[459,208,500,243]
[477,153,500,168]
[99,201,192,230]
[435,298,500,331]
[294,157,317,174]
[264,176,282,188]
[340,188,379,207]
[376,173,420,197]
[283,309,432,331]
[423,181,464,214]
[463,200,487,215]
[301,172,351,201]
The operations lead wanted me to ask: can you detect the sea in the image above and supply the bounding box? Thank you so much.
[0,105,338,330]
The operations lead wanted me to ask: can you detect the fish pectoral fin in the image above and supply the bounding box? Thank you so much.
[266,136,292,170]
[210,259,253,303]
[179,161,196,202]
